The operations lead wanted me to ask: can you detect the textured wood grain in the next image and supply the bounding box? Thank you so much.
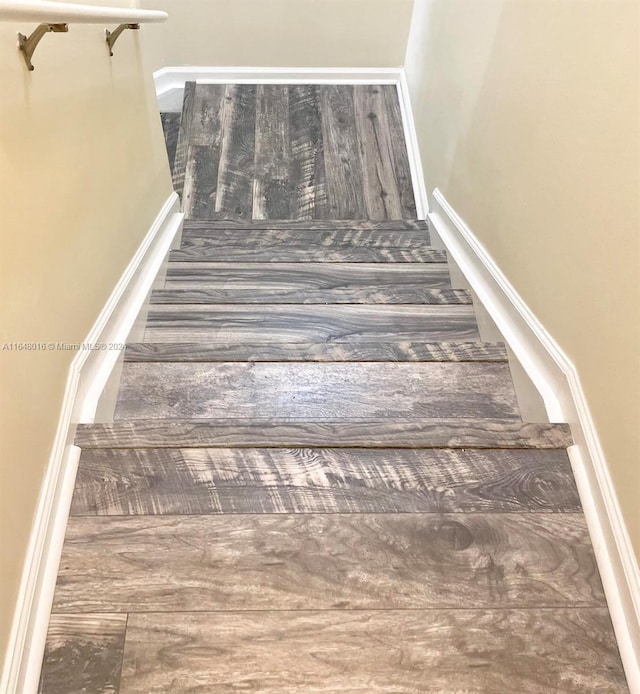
[182,84,226,219]
[170,245,445,263]
[253,85,290,219]
[124,341,507,363]
[143,304,479,343]
[75,419,573,450]
[320,85,366,219]
[214,85,256,219]
[53,513,603,612]
[165,262,452,291]
[114,362,520,420]
[289,85,327,219]
[171,81,195,199]
[182,219,428,231]
[70,447,581,516]
[38,614,127,694]
[150,287,470,305]
[119,609,627,694]
[382,84,418,218]
[160,112,180,173]
[354,85,403,219]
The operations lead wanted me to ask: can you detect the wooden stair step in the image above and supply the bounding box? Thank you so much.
[52,513,602,613]
[170,247,445,263]
[71,446,581,516]
[182,219,429,231]
[75,419,573,450]
[150,287,471,305]
[114,362,520,420]
[143,304,479,343]
[124,341,507,363]
[165,262,453,290]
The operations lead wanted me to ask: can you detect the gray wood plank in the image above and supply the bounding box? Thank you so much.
[289,85,328,219]
[143,304,479,343]
[182,84,226,219]
[74,419,574,450]
[253,85,290,219]
[160,112,180,173]
[113,362,520,420]
[164,262,453,291]
[170,246,445,263]
[52,513,604,612]
[214,85,256,219]
[150,287,470,305]
[354,85,403,220]
[381,84,417,218]
[320,85,366,219]
[38,614,127,694]
[70,447,581,516]
[119,609,628,694]
[124,341,507,363]
[182,219,428,231]
[171,81,195,199]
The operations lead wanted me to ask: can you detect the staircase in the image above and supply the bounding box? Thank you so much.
[37,84,628,693]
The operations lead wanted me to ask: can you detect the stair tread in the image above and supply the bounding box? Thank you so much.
[75,419,572,450]
[170,247,445,263]
[71,446,580,516]
[150,287,471,305]
[182,219,429,231]
[124,341,507,363]
[143,303,479,343]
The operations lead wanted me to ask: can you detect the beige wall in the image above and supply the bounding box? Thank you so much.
[406,0,640,557]
[140,0,415,71]
[0,1,172,665]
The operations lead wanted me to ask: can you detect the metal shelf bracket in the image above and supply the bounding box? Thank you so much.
[18,23,69,71]
[105,23,139,56]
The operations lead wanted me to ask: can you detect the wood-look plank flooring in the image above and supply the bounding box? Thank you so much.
[174,84,417,221]
[40,84,627,693]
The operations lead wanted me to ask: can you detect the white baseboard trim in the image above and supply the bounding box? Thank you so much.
[0,192,184,694]
[429,188,640,692]
[153,66,403,96]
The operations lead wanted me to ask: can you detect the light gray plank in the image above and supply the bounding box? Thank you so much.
[75,419,573,450]
[38,614,127,694]
[171,81,195,199]
[53,513,604,612]
[70,447,581,516]
[114,362,520,420]
[124,341,507,363]
[320,85,366,219]
[119,609,628,694]
[142,304,479,343]
[253,85,290,219]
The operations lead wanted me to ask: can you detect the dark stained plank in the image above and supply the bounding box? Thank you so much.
[119,609,628,694]
[164,262,452,291]
[124,341,507,363]
[160,112,180,173]
[354,85,403,219]
[182,84,226,219]
[319,85,366,219]
[113,362,520,420]
[38,614,127,694]
[171,81,195,199]
[253,85,290,219]
[381,84,417,218]
[182,219,428,231]
[143,304,479,343]
[213,84,256,219]
[74,419,574,450]
[170,246,445,263]
[288,85,328,219]
[53,513,604,612]
[179,227,429,249]
[150,287,470,305]
[70,447,581,516]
